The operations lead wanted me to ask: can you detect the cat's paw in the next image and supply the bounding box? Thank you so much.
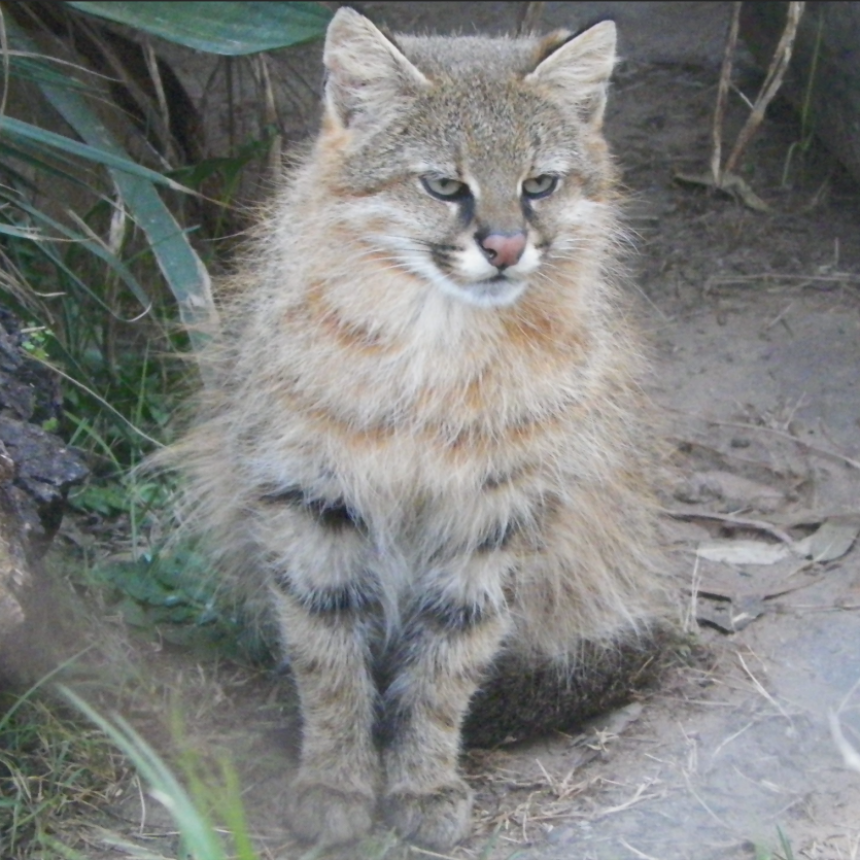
[285,779,375,846]
[384,782,474,850]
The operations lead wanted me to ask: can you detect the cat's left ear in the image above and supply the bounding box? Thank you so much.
[525,21,617,129]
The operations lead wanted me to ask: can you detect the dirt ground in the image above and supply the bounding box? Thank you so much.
[461,4,860,858]
[49,3,860,859]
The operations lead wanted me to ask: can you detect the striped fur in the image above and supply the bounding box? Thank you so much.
[167,8,669,850]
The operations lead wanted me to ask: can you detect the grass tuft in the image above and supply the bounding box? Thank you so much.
[0,683,128,858]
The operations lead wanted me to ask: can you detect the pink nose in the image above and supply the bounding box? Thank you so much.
[478,232,526,269]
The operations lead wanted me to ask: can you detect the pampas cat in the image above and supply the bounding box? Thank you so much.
[171,7,668,850]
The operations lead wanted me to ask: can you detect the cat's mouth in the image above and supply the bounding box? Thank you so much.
[407,250,532,307]
[458,273,527,307]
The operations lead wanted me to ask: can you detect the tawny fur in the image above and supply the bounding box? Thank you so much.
[166,9,669,851]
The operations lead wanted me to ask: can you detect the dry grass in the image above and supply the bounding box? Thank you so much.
[0,578,266,860]
[461,711,668,855]
[0,683,133,859]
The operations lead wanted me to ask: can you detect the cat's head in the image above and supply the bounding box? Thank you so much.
[318,8,619,309]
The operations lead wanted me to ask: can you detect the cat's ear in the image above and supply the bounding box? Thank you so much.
[323,7,429,130]
[525,20,617,130]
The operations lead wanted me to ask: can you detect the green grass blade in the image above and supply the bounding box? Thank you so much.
[0,185,152,311]
[68,1,332,56]
[219,759,257,860]
[0,647,94,733]
[777,825,795,860]
[58,685,229,860]
[0,221,43,240]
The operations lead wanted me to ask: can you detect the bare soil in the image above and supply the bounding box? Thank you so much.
[42,4,860,859]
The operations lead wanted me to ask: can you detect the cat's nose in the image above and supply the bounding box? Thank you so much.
[477,231,527,269]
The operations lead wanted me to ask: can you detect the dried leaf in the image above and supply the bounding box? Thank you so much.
[696,594,766,633]
[793,517,860,562]
[830,711,860,774]
[697,539,791,565]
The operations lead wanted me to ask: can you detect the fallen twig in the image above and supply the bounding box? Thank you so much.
[674,170,771,212]
[737,651,792,722]
[711,2,741,186]
[722,2,805,177]
[704,272,860,289]
[516,1,544,35]
[662,507,795,545]
[830,711,860,774]
[703,418,860,472]
[685,1,806,211]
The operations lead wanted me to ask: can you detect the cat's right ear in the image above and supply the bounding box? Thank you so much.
[323,8,429,131]
[525,20,617,130]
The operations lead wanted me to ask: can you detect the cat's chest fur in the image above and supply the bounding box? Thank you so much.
[241,263,611,510]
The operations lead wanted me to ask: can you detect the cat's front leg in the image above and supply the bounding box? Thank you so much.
[263,499,381,846]
[379,552,512,850]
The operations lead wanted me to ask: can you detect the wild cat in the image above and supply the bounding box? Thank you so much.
[170,7,668,851]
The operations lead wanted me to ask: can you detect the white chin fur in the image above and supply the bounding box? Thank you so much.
[438,275,528,308]
[401,252,529,308]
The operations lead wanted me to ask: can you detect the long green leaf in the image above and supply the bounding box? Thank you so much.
[4,18,215,348]
[4,54,93,93]
[67,1,331,56]
[0,139,103,189]
[0,116,191,191]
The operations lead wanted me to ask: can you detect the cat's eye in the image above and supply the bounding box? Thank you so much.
[522,174,558,199]
[421,176,470,200]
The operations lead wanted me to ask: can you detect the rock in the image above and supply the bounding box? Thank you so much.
[0,306,88,670]
[0,440,32,648]
[0,416,89,551]
[0,309,88,553]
